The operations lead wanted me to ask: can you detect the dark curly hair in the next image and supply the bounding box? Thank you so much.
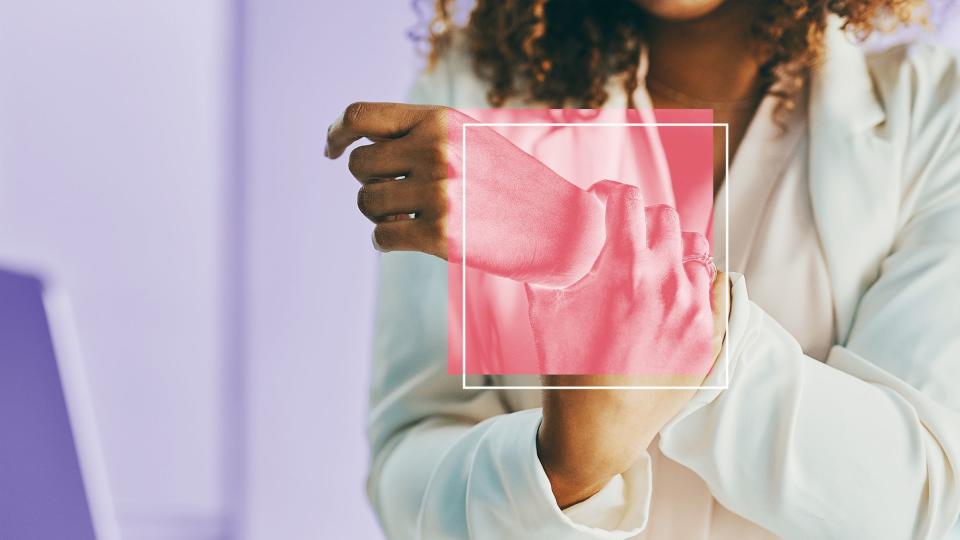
[414,0,930,110]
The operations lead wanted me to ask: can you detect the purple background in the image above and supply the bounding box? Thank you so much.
[0,1,956,539]
[0,0,418,538]
[0,2,234,538]
[239,1,417,539]
[0,270,97,540]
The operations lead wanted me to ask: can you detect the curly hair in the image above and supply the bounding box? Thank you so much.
[416,0,929,110]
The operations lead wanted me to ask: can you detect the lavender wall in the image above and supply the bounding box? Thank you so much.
[0,1,234,538]
[239,1,419,538]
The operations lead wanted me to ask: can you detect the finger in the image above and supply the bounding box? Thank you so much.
[681,231,711,261]
[684,267,713,302]
[645,204,682,258]
[325,102,433,159]
[372,217,439,255]
[347,140,413,183]
[711,271,730,322]
[588,180,646,261]
[681,230,713,283]
[358,179,444,221]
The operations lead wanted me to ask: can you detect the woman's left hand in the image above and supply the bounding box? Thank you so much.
[529,180,728,508]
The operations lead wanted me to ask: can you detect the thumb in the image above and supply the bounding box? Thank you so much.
[588,180,646,262]
[681,230,715,297]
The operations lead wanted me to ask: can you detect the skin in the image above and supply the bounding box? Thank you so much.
[326,0,759,510]
[641,0,763,188]
[634,0,729,21]
[325,103,451,256]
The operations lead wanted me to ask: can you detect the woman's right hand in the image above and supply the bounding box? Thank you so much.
[325,101,607,288]
[325,102,458,259]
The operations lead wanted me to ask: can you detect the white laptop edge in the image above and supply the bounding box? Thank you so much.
[40,280,123,540]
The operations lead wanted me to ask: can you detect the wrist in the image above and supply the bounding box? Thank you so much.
[537,419,620,508]
[536,397,650,508]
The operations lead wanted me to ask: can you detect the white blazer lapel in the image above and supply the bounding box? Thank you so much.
[808,17,900,344]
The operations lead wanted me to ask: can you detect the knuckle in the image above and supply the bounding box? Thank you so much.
[424,217,444,242]
[357,184,379,215]
[645,204,681,239]
[426,143,447,167]
[428,164,448,182]
[424,106,445,123]
[419,106,454,140]
[682,231,710,256]
[343,101,367,128]
[347,146,367,176]
[424,146,449,179]
[662,205,681,225]
[434,162,451,180]
[427,182,449,214]
[646,203,679,222]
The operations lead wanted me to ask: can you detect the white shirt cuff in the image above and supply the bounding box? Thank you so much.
[562,454,652,532]
[466,408,649,538]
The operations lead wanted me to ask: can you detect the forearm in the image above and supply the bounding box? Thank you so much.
[372,410,645,539]
[537,388,659,508]
[369,419,468,535]
[658,284,960,539]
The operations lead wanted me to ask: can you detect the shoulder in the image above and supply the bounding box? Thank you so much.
[407,30,491,108]
[865,42,960,144]
[865,40,960,94]
[865,42,960,205]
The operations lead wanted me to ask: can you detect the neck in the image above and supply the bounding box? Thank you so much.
[642,0,762,104]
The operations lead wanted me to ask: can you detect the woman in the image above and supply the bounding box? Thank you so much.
[326,0,960,538]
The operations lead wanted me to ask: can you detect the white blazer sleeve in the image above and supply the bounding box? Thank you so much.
[366,54,650,539]
[366,252,646,539]
[658,52,960,539]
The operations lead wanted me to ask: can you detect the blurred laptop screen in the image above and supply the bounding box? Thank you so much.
[0,270,97,540]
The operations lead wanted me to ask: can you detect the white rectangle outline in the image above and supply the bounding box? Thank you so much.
[461,122,730,390]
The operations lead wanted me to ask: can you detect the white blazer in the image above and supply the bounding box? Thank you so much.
[366,19,960,540]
